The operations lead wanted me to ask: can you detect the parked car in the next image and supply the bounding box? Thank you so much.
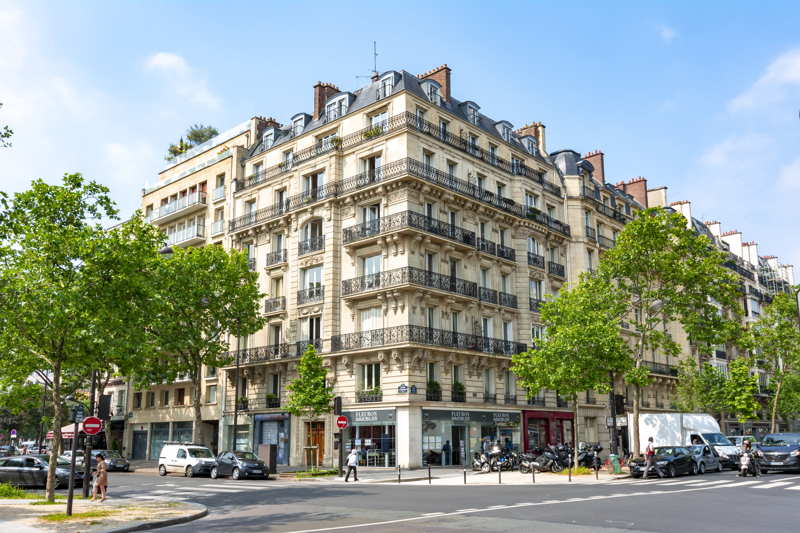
[727,436,758,448]
[689,444,722,474]
[158,443,217,477]
[0,445,18,456]
[757,433,800,474]
[629,446,697,478]
[77,450,130,472]
[0,455,84,488]
[211,451,269,480]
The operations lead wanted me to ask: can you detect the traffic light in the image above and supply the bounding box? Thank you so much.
[333,396,342,415]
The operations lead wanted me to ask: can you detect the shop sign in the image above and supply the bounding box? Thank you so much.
[423,409,521,425]
[606,416,628,428]
[343,409,396,424]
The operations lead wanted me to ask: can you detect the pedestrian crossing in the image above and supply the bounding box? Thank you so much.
[609,474,800,492]
[123,480,277,501]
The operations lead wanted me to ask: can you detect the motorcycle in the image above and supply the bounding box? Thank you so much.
[738,449,761,477]
[577,442,603,470]
[472,452,491,473]
[530,446,562,473]
[550,443,574,471]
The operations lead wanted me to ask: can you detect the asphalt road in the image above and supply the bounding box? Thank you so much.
[103,469,800,532]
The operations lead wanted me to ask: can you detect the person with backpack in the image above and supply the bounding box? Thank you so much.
[642,437,663,479]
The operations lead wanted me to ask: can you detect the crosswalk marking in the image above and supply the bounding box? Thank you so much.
[722,480,763,487]
[175,486,244,493]
[785,485,800,490]
[754,481,793,489]
[680,479,731,487]
[651,479,706,486]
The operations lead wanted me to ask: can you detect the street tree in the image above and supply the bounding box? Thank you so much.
[286,344,334,419]
[723,357,761,423]
[512,275,632,461]
[141,245,265,447]
[0,382,48,440]
[747,290,800,431]
[674,360,728,421]
[597,208,741,457]
[0,175,165,501]
[0,102,12,147]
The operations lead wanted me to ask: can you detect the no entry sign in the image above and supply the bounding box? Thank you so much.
[336,416,348,429]
[82,416,102,435]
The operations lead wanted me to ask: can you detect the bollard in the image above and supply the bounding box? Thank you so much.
[463,468,467,485]
[498,465,502,484]
[397,465,401,484]
[568,464,572,482]
[532,466,535,484]
[595,465,599,480]
[428,464,431,485]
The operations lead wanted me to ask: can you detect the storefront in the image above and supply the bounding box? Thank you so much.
[522,410,574,452]
[343,409,396,467]
[422,409,521,466]
[149,422,169,460]
[254,413,291,465]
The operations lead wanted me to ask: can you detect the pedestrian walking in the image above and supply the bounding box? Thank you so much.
[90,453,108,501]
[344,448,359,482]
[641,437,663,479]
[442,440,451,466]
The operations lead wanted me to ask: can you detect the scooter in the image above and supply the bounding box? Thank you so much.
[472,452,491,473]
[577,442,603,470]
[738,449,761,477]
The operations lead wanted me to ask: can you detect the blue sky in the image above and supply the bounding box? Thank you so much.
[1,0,798,275]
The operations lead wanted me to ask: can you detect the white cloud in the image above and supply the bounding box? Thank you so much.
[144,52,220,109]
[729,48,800,111]
[698,134,772,168]
[659,26,677,43]
[777,157,800,191]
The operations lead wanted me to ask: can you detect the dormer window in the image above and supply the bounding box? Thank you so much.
[501,125,512,142]
[379,75,393,99]
[526,139,537,154]
[326,97,348,121]
[292,117,304,136]
[427,84,440,105]
[262,129,274,149]
[467,105,479,125]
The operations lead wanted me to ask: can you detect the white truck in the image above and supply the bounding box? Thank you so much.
[627,412,741,469]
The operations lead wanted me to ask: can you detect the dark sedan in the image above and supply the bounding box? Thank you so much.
[79,450,130,472]
[0,455,85,488]
[758,433,800,473]
[211,451,269,480]
[629,446,697,478]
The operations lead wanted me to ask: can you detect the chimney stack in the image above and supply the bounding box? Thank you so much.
[615,177,649,208]
[514,122,546,154]
[313,81,340,120]
[583,150,605,183]
[417,64,452,102]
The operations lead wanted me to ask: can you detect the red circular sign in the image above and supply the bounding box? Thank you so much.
[82,416,102,435]
[336,416,348,429]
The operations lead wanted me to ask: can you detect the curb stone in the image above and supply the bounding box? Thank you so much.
[90,502,208,533]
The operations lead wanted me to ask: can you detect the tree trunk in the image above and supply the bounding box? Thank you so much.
[770,379,782,434]
[572,395,580,466]
[192,363,203,446]
[45,361,62,503]
[631,334,645,459]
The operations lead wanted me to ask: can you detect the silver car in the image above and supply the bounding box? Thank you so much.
[690,444,723,474]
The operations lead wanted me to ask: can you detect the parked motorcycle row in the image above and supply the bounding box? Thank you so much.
[472,442,603,474]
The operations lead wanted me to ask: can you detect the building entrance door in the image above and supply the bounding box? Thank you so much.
[306,421,325,466]
[132,431,147,460]
[451,426,466,466]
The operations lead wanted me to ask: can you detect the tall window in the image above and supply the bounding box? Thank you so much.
[531,324,545,344]
[529,279,543,300]
[587,249,595,270]
[525,192,539,209]
[427,84,440,104]
[482,317,492,337]
[364,155,382,177]
[426,307,436,329]
[584,210,591,227]
[528,236,540,255]
[303,171,325,198]
[439,119,448,139]
[505,370,516,396]
[502,126,512,142]
[480,268,490,288]
[469,134,479,154]
[362,254,381,276]
[484,368,495,394]
[447,161,457,178]
[282,150,294,168]
[423,151,434,168]
[467,105,479,124]
[302,265,322,290]
[359,307,381,332]
[501,273,510,293]
[293,117,304,136]
[452,365,462,384]
[451,310,460,333]
[511,157,522,175]
[489,145,497,163]
[502,321,513,341]
[206,385,217,404]
[362,203,380,224]
[496,182,506,199]
[269,324,282,345]
[303,219,322,241]
[549,246,558,262]
[380,76,393,97]
[360,363,380,390]
[427,362,437,383]
[262,131,274,149]
[370,110,388,128]
[301,316,322,341]
[425,252,436,273]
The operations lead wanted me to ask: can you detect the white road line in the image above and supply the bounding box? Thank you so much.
[721,480,765,487]
[785,486,800,490]
[685,480,731,487]
[421,512,445,516]
[487,505,508,509]
[650,479,707,486]
[174,486,244,494]
[456,508,479,512]
[766,476,799,482]
[754,481,793,489]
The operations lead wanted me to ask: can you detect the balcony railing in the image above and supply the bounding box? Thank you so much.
[226,340,328,365]
[477,237,496,256]
[154,192,207,222]
[211,219,225,236]
[556,397,569,408]
[343,210,475,247]
[503,394,517,405]
[598,235,615,249]
[548,261,566,278]
[166,224,205,246]
[356,390,383,403]
[225,395,280,412]
[426,390,442,401]
[496,244,516,261]
[229,157,570,236]
[297,285,324,305]
[580,188,631,222]
[483,393,497,404]
[264,296,286,314]
[585,226,597,241]
[527,397,546,407]
[341,267,477,299]
[298,235,325,256]
[264,249,287,267]
[499,292,518,308]
[331,325,527,356]
[451,390,466,402]
[724,259,755,281]
[527,252,545,269]
[212,186,225,201]
[529,298,544,312]
[643,361,679,377]
[479,287,498,304]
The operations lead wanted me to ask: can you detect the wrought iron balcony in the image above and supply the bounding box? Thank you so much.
[479,287,498,304]
[527,252,545,269]
[598,235,615,249]
[225,395,281,412]
[499,292,517,308]
[496,244,516,261]
[529,298,544,312]
[426,390,442,401]
[226,342,310,365]
[527,397,546,407]
[342,210,475,247]
[297,285,324,305]
[298,235,325,256]
[724,259,755,281]
[585,226,597,241]
[341,267,478,299]
[503,394,517,405]
[264,296,286,314]
[451,390,466,402]
[643,361,679,377]
[477,237,496,255]
[483,393,497,404]
[356,390,383,403]
[264,249,287,267]
[548,261,566,278]
[556,397,569,408]
[331,325,527,356]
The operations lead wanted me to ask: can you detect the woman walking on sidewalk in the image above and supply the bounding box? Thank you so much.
[91,453,109,501]
[345,448,359,482]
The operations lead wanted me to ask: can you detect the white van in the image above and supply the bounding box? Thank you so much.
[158,443,217,477]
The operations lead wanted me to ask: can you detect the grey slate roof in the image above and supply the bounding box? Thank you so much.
[550,149,643,210]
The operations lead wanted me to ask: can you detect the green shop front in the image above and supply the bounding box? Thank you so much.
[421,409,521,466]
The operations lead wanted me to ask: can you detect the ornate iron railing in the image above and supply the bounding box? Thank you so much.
[499,292,518,308]
[479,287,498,304]
[264,249,287,267]
[585,226,597,241]
[426,390,442,401]
[343,210,475,247]
[264,296,286,314]
[530,298,544,312]
[527,397,546,406]
[297,285,324,305]
[356,391,383,403]
[451,390,466,402]
[483,393,497,404]
[341,267,478,299]
[548,261,566,278]
[496,244,516,261]
[643,361,679,377]
[476,237,496,256]
[298,235,325,256]
[527,252,545,269]
[598,235,615,249]
[504,395,518,405]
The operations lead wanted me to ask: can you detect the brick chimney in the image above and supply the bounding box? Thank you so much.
[417,64,452,101]
[583,150,605,183]
[313,82,340,120]
[615,177,649,208]
[514,122,546,154]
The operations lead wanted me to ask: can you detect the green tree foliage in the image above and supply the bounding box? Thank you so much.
[0,382,48,440]
[674,360,727,420]
[597,208,742,456]
[0,103,12,148]
[0,174,164,501]
[513,275,632,459]
[142,245,265,445]
[724,358,761,423]
[165,124,219,161]
[746,290,800,431]
[285,344,334,419]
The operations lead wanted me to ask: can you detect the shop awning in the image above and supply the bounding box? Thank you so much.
[46,420,104,440]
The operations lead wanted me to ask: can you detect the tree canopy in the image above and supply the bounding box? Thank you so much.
[285,344,334,419]
[0,102,11,148]
[165,124,219,161]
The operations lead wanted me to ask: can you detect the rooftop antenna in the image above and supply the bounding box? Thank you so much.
[356,41,379,79]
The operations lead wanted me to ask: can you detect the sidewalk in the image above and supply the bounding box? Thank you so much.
[332,467,630,485]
